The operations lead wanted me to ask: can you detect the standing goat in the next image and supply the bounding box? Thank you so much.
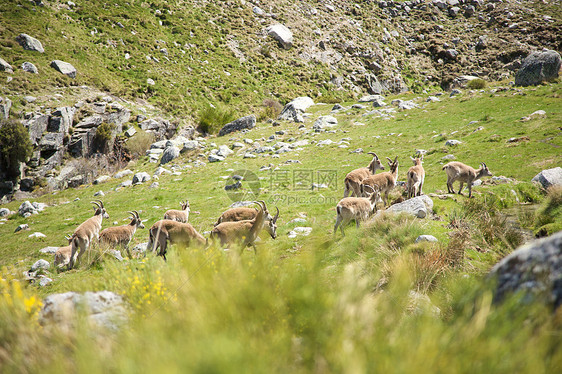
[53,234,74,268]
[334,186,381,236]
[209,201,274,253]
[68,200,109,269]
[147,220,206,260]
[99,211,145,258]
[406,156,425,199]
[343,152,384,197]
[443,161,492,198]
[360,156,399,206]
[164,200,190,223]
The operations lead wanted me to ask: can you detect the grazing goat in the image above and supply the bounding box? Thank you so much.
[147,220,206,260]
[164,200,190,223]
[214,204,274,226]
[443,161,492,198]
[209,201,275,253]
[53,234,73,268]
[99,211,145,258]
[334,186,381,236]
[343,152,384,197]
[68,200,109,270]
[406,156,425,199]
[360,156,399,206]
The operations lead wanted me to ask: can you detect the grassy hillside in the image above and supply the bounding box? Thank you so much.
[1,81,561,372]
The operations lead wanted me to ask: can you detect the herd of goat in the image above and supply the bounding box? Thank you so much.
[54,153,492,269]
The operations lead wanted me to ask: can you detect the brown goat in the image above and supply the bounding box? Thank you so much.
[343,152,384,197]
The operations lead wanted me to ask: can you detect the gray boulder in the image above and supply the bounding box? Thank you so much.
[515,50,561,87]
[266,24,293,49]
[313,115,338,131]
[0,57,13,73]
[50,60,77,78]
[0,207,11,217]
[132,172,151,184]
[208,154,225,163]
[93,175,111,185]
[532,167,562,189]
[29,232,46,238]
[31,259,50,272]
[278,97,314,123]
[40,132,64,151]
[15,33,44,53]
[160,146,180,165]
[384,195,434,218]
[39,291,128,332]
[218,115,256,137]
[445,139,462,146]
[39,277,53,287]
[40,246,58,254]
[114,169,133,179]
[217,145,234,158]
[15,224,29,233]
[489,231,562,308]
[415,235,438,243]
[125,127,136,137]
[182,140,200,152]
[21,61,38,74]
[48,107,75,133]
[139,118,176,140]
[19,201,37,216]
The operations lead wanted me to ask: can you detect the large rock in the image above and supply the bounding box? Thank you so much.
[50,60,77,78]
[139,118,176,140]
[532,167,562,189]
[0,57,13,73]
[39,291,128,332]
[39,132,64,151]
[278,97,314,123]
[15,33,44,53]
[25,114,49,145]
[160,146,180,165]
[48,107,75,133]
[18,201,37,217]
[312,115,338,131]
[384,195,434,218]
[132,172,151,184]
[218,115,256,137]
[489,231,562,308]
[266,24,293,49]
[515,50,562,87]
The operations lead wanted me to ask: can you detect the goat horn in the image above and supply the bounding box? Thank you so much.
[273,207,280,222]
[367,152,378,158]
[386,157,393,163]
[94,199,104,208]
[132,210,140,218]
[394,156,398,163]
[257,200,268,211]
[90,201,101,208]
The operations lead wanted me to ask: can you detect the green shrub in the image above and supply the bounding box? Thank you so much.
[257,98,283,121]
[467,78,486,89]
[125,129,155,158]
[198,105,236,134]
[93,122,116,153]
[0,119,33,178]
[533,186,562,236]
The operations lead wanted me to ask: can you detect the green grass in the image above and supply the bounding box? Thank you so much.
[1,78,561,371]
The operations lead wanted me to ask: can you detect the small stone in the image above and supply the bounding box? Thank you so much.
[445,139,462,146]
[94,190,105,197]
[21,61,39,74]
[415,235,438,243]
[31,259,50,272]
[29,232,46,238]
[15,224,30,233]
[40,246,58,254]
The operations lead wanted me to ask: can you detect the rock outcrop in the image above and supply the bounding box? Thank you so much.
[515,50,561,87]
[218,115,256,137]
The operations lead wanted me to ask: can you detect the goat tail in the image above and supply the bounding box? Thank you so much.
[336,205,342,217]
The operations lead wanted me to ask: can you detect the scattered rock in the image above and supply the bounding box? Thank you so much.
[132,172,151,184]
[31,259,50,272]
[266,24,293,49]
[21,61,38,74]
[208,154,225,162]
[0,57,13,73]
[39,277,53,287]
[218,115,256,137]
[0,208,11,217]
[18,201,37,217]
[313,115,338,131]
[94,190,105,197]
[445,139,462,146]
[521,110,546,121]
[124,127,136,137]
[39,291,128,332]
[15,33,44,53]
[384,195,434,218]
[114,169,133,179]
[29,232,46,238]
[93,175,111,185]
[50,60,77,78]
[40,246,58,254]
[489,231,562,308]
[160,146,180,165]
[278,97,314,123]
[532,167,562,189]
[515,50,561,87]
[288,227,312,238]
[415,235,438,243]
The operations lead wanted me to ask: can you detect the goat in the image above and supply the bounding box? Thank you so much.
[443,161,492,198]
[214,204,274,226]
[67,200,109,270]
[99,211,145,258]
[209,201,275,253]
[360,156,399,206]
[406,156,425,199]
[334,186,381,236]
[53,234,73,268]
[164,200,190,223]
[147,220,206,260]
[343,152,384,197]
